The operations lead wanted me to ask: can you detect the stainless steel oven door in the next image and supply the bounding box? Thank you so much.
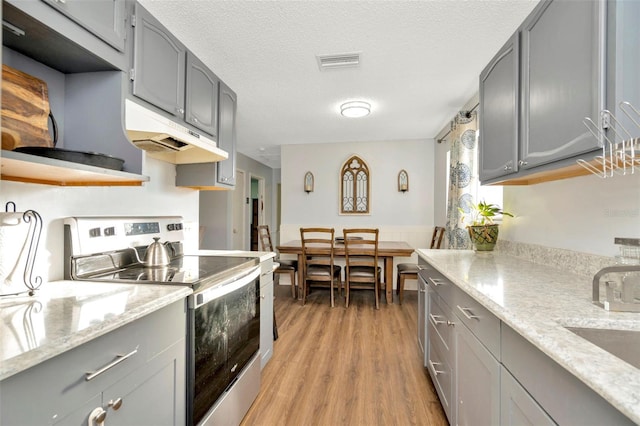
[187,266,261,426]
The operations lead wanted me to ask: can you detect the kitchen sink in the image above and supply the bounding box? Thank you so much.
[565,327,640,369]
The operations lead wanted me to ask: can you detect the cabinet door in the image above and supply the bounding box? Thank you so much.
[260,276,274,369]
[103,340,186,426]
[217,82,237,187]
[417,274,428,366]
[500,367,556,426]
[186,51,219,137]
[479,32,520,181]
[42,0,126,51]
[520,0,605,169]
[132,3,186,118]
[455,322,500,426]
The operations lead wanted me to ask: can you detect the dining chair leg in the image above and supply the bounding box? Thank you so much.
[330,277,335,308]
[398,274,405,305]
[375,279,380,310]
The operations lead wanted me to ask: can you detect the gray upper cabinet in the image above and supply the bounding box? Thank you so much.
[479,32,520,181]
[186,51,220,138]
[42,0,126,52]
[478,0,608,185]
[520,0,605,170]
[217,82,237,187]
[132,2,186,119]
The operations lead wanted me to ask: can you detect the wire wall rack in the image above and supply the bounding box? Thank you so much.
[578,101,640,178]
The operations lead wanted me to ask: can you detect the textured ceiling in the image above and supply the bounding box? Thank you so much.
[139,0,539,169]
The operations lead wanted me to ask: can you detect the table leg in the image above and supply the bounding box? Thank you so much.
[384,256,393,304]
[297,253,304,300]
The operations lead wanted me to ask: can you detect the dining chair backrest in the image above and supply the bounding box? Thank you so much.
[300,227,336,268]
[300,227,341,306]
[431,226,445,249]
[343,228,379,270]
[343,228,380,308]
[257,225,274,252]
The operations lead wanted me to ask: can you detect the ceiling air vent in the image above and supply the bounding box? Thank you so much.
[316,52,361,70]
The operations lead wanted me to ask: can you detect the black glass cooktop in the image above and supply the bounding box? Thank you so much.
[85,255,258,291]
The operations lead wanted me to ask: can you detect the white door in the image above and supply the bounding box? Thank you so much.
[232,169,246,250]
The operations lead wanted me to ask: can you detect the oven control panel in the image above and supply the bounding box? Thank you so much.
[64,216,185,256]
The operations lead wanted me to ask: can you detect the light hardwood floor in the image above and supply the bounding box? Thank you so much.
[241,283,448,426]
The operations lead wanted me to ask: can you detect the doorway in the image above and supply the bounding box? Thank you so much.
[250,175,265,251]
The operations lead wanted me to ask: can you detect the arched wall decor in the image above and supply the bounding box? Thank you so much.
[398,169,409,192]
[340,155,370,214]
[304,171,314,193]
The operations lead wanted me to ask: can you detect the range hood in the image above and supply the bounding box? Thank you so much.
[124,99,228,164]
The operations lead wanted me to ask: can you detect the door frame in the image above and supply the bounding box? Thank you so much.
[232,169,246,250]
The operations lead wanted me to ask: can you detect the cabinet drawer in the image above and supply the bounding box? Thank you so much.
[419,267,455,308]
[428,291,454,352]
[426,332,454,423]
[453,287,501,359]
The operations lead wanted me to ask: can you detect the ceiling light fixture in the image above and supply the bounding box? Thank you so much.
[340,101,371,118]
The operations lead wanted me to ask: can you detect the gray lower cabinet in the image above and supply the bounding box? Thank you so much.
[260,258,275,369]
[0,300,186,426]
[501,325,634,425]
[500,367,555,426]
[454,320,500,426]
[417,272,428,365]
[132,2,186,119]
[479,32,519,181]
[186,51,220,138]
[41,0,126,52]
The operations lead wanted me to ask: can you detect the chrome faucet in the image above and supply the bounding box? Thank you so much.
[593,264,640,312]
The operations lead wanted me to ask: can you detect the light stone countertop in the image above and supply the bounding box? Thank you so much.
[0,280,191,381]
[417,249,640,424]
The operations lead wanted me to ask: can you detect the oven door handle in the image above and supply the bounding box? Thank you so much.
[191,266,261,308]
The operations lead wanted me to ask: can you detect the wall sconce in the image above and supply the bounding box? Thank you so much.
[304,171,314,193]
[398,169,409,193]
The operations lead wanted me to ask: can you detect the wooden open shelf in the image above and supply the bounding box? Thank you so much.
[1,150,149,186]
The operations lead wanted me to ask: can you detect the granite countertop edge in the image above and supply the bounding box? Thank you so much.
[0,281,192,382]
[416,248,640,424]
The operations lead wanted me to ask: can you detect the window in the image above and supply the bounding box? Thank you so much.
[340,155,370,214]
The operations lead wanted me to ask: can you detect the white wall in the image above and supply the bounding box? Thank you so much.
[500,172,640,257]
[0,157,199,282]
[280,139,435,289]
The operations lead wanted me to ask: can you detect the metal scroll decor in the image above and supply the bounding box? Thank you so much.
[0,202,43,297]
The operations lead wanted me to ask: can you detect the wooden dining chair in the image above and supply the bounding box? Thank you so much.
[257,225,298,298]
[300,227,342,307]
[343,228,381,309]
[396,226,445,304]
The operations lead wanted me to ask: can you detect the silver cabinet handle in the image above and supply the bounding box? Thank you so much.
[518,160,528,166]
[504,165,512,171]
[427,277,446,287]
[109,398,123,411]
[176,107,185,115]
[85,348,138,381]
[428,359,445,375]
[447,320,456,326]
[429,313,445,325]
[457,305,480,321]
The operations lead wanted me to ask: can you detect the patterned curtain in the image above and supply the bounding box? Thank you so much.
[445,111,478,249]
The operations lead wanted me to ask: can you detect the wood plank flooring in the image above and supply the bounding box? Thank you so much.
[241,284,448,426]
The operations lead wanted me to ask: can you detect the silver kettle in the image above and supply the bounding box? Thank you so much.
[130,237,172,267]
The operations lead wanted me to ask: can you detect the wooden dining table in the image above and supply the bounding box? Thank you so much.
[277,240,414,304]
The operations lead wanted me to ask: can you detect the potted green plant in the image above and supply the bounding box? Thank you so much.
[460,200,513,251]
